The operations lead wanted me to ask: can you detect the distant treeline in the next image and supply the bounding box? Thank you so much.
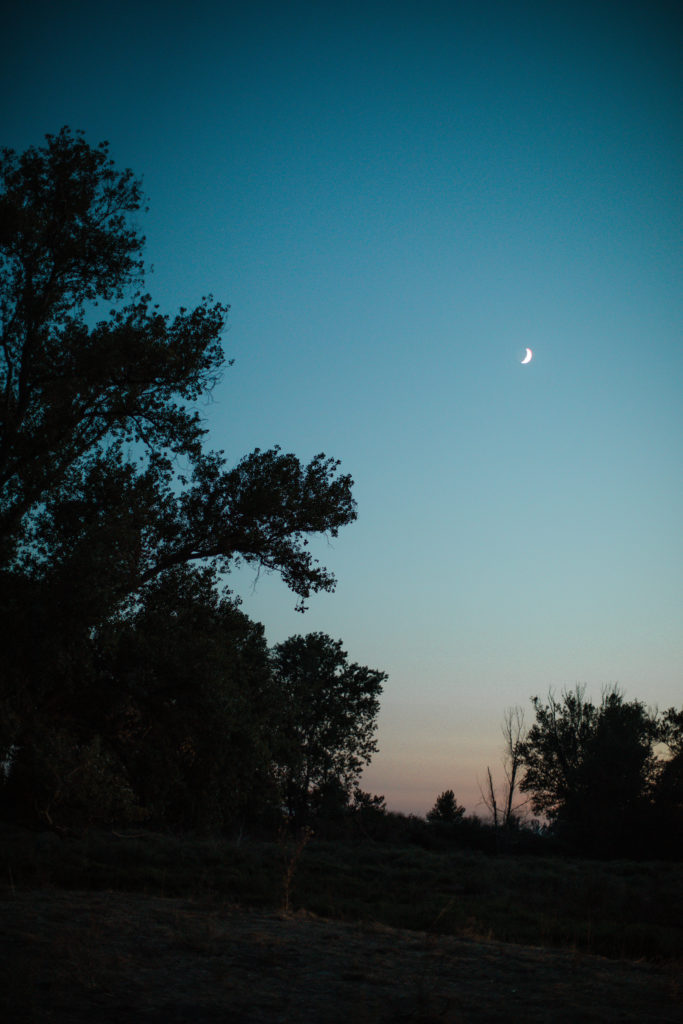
[432,687,683,860]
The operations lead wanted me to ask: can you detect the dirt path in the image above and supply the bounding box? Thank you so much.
[1,889,680,1023]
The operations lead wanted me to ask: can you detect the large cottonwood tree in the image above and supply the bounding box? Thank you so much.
[0,129,357,826]
[0,128,355,600]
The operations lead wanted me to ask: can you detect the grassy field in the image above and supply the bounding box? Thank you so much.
[2,824,681,963]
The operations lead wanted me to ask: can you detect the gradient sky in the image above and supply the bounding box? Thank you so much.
[3,0,681,815]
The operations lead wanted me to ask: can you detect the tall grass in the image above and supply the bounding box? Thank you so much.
[1,823,681,962]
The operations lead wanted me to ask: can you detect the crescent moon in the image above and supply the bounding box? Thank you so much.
[521,348,533,364]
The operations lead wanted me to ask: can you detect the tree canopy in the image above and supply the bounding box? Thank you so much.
[427,790,465,824]
[0,127,356,604]
[0,129,365,831]
[518,686,676,856]
[270,632,385,826]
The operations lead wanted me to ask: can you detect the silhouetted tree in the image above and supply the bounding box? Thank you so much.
[270,633,385,826]
[427,789,465,824]
[0,128,217,556]
[0,129,357,827]
[0,565,281,830]
[0,132,355,580]
[0,127,355,590]
[651,707,683,857]
[519,687,659,855]
[481,705,527,830]
[103,567,278,830]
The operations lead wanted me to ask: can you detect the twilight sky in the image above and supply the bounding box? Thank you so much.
[3,0,681,815]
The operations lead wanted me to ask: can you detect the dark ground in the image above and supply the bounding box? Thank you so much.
[1,888,681,1023]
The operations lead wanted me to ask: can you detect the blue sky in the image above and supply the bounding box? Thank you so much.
[3,0,681,813]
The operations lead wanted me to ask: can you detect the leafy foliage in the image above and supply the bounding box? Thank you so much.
[0,128,356,607]
[518,686,673,856]
[0,128,224,556]
[0,129,362,830]
[427,789,465,824]
[270,633,385,825]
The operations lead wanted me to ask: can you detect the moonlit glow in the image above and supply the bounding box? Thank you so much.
[521,347,533,364]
